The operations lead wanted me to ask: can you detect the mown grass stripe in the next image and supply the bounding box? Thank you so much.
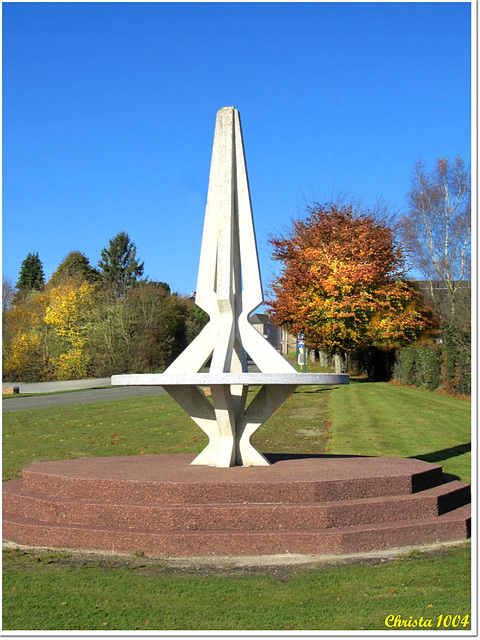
[327,381,470,482]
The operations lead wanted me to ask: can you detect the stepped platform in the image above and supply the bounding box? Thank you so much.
[3,454,470,557]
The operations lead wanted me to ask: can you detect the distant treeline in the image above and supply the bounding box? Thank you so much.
[3,233,208,381]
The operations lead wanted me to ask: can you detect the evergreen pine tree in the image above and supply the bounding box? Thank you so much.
[16,252,45,292]
[98,232,144,297]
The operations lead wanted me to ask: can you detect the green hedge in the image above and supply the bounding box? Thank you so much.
[393,341,470,396]
[393,346,442,390]
[349,337,470,396]
[442,323,471,396]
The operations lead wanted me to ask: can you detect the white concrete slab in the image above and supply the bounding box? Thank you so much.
[112,373,349,386]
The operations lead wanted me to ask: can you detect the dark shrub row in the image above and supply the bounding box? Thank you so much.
[348,347,395,382]
[347,338,470,396]
[393,346,443,390]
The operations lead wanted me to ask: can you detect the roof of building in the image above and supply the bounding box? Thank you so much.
[250,313,274,325]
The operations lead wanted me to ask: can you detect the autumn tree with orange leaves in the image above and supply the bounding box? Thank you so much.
[268,203,436,372]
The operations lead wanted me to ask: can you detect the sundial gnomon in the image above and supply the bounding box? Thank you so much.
[112,107,348,467]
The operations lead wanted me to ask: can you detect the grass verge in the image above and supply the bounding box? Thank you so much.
[2,544,471,631]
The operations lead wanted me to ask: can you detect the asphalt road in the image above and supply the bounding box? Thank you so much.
[2,386,168,412]
[2,363,262,412]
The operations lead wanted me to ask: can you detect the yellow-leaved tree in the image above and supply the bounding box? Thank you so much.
[3,291,50,381]
[44,279,96,380]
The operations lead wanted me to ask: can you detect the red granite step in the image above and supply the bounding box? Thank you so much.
[3,454,470,557]
[2,504,470,557]
[2,479,470,532]
[18,454,444,504]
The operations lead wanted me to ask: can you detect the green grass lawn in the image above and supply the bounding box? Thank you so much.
[2,394,207,482]
[327,379,471,483]
[3,544,471,631]
[2,376,472,631]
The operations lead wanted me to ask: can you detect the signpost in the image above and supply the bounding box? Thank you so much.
[297,334,306,372]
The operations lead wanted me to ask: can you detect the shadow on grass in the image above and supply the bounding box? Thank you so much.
[410,443,471,484]
[266,444,471,466]
[293,387,341,394]
[411,442,471,465]
[265,453,372,463]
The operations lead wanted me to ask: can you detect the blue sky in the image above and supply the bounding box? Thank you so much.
[3,2,471,297]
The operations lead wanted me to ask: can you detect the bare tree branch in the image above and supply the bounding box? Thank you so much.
[399,156,470,318]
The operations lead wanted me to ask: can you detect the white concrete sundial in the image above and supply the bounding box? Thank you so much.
[112,107,349,467]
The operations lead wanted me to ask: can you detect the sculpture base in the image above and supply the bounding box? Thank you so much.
[3,454,470,558]
[111,374,349,467]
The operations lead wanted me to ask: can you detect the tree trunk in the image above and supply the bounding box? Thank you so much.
[334,352,347,374]
[319,350,329,367]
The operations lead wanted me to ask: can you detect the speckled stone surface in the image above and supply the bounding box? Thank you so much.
[15,454,445,503]
[3,454,471,557]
